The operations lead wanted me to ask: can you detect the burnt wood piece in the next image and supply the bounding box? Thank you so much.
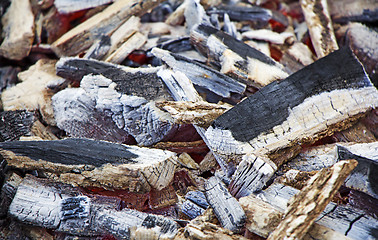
[104,32,147,64]
[175,208,248,240]
[239,194,350,240]
[54,0,114,14]
[267,160,357,240]
[285,142,378,199]
[184,0,211,33]
[190,24,288,87]
[346,23,378,87]
[257,183,378,240]
[51,0,164,56]
[0,173,23,218]
[0,66,20,93]
[8,175,179,238]
[328,0,378,24]
[1,59,65,125]
[228,154,276,199]
[56,57,172,101]
[332,121,377,143]
[156,68,232,175]
[83,35,112,60]
[337,143,378,199]
[204,176,246,232]
[152,48,246,98]
[0,138,177,193]
[155,101,230,128]
[280,42,315,73]
[300,0,339,58]
[205,47,378,172]
[206,4,272,23]
[0,110,35,142]
[52,74,175,145]
[155,37,194,53]
[0,0,34,60]
[182,190,209,219]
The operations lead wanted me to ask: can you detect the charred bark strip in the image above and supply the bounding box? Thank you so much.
[300,0,339,57]
[257,183,378,240]
[8,175,179,238]
[151,48,246,98]
[206,47,378,167]
[51,0,164,56]
[0,110,35,142]
[204,176,246,232]
[190,24,288,87]
[0,138,177,192]
[182,190,208,219]
[0,66,20,93]
[267,160,357,240]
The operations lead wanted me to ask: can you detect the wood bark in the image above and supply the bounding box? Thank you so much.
[190,24,289,87]
[152,47,246,98]
[257,183,378,240]
[0,0,34,60]
[300,0,339,58]
[8,175,179,238]
[0,138,177,193]
[204,176,246,232]
[205,47,378,172]
[51,0,164,56]
[267,160,357,240]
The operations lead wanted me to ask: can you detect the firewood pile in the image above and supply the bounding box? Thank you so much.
[0,0,377,239]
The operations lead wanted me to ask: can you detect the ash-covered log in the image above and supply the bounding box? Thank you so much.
[8,175,179,239]
[53,64,177,145]
[0,138,177,193]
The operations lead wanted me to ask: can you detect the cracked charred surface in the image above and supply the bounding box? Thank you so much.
[206,47,378,176]
[0,138,177,193]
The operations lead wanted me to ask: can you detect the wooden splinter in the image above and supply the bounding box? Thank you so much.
[267,160,357,240]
